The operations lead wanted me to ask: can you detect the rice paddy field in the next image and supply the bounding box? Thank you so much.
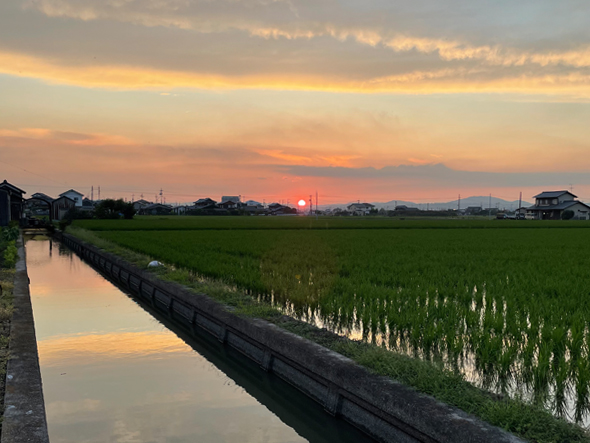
[74,216,590,427]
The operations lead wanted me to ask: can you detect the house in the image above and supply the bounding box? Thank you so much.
[347,203,375,216]
[464,206,483,216]
[31,192,54,203]
[140,203,173,215]
[171,205,189,215]
[52,196,76,221]
[526,191,590,220]
[0,180,26,226]
[243,200,264,214]
[267,203,297,215]
[194,198,217,209]
[245,200,263,208]
[133,199,152,211]
[221,196,240,203]
[395,205,420,212]
[59,189,84,207]
[218,200,240,210]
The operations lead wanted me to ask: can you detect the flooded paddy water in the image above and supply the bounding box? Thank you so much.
[25,236,374,443]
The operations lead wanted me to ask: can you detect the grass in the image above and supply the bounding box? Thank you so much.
[73,215,590,231]
[0,227,17,433]
[66,222,590,443]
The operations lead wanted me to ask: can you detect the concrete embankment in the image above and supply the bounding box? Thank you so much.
[59,232,524,443]
[1,237,49,443]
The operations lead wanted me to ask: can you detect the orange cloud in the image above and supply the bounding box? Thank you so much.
[2,49,590,96]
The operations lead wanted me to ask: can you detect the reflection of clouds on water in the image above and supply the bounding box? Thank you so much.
[38,331,190,366]
[27,238,310,443]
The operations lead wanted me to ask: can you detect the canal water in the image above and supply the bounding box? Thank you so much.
[26,237,374,443]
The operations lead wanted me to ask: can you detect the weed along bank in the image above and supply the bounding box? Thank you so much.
[56,230,532,443]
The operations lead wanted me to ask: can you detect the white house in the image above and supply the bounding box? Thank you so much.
[59,189,84,207]
[347,203,375,216]
[133,199,152,211]
[526,191,590,220]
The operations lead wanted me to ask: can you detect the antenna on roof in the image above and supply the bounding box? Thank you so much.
[98,186,101,201]
[570,184,574,193]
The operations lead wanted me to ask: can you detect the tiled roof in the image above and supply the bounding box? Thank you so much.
[533,190,577,199]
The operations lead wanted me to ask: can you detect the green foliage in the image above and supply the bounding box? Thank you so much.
[562,210,575,220]
[0,226,19,242]
[2,241,17,268]
[94,199,136,220]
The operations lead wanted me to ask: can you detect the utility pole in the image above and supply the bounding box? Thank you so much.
[309,195,313,216]
[458,194,461,213]
[519,191,522,210]
[91,185,94,201]
[489,194,492,220]
[132,194,135,203]
[98,186,101,201]
[159,188,163,204]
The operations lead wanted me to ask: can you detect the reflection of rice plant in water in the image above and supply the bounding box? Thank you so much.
[95,223,590,424]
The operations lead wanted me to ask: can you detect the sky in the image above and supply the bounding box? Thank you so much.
[1,0,590,205]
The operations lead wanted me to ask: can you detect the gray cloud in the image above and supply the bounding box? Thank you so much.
[1,1,590,92]
[279,163,590,188]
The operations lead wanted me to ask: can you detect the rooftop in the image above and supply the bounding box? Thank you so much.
[533,190,576,199]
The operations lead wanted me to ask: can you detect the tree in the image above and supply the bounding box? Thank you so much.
[95,199,136,219]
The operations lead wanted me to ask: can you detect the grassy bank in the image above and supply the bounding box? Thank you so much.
[0,225,18,433]
[66,224,590,443]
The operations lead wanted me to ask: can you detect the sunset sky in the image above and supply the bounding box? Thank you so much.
[1,0,590,204]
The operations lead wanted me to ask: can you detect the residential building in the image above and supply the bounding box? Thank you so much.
[221,196,240,203]
[194,198,217,209]
[133,199,152,211]
[347,203,375,216]
[0,180,26,226]
[140,203,173,215]
[395,205,420,212]
[218,200,240,210]
[59,189,84,207]
[52,196,76,221]
[526,191,590,220]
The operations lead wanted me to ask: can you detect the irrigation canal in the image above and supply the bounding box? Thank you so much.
[25,236,375,443]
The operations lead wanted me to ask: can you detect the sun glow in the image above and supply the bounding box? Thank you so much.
[298,199,306,206]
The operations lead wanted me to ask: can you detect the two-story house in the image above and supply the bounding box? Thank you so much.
[347,203,375,216]
[527,191,590,220]
[59,189,84,208]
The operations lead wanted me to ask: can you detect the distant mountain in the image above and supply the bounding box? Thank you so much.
[373,196,532,212]
[318,196,532,212]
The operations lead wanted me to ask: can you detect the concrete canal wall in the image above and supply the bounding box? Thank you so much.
[1,237,50,443]
[60,232,523,443]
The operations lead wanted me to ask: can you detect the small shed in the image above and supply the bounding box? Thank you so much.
[52,196,76,221]
[0,180,26,226]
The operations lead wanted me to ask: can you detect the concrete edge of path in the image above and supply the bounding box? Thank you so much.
[1,235,50,443]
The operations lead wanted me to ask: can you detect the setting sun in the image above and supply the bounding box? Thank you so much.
[298,199,306,207]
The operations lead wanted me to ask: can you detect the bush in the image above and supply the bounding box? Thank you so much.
[1,226,19,242]
[2,241,18,268]
[562,210,575,220]
[94,199,136,219]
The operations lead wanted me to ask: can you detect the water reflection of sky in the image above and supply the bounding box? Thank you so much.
[26,239,309,443]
